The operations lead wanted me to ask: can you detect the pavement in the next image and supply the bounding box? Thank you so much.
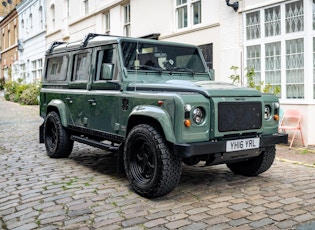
[0,93,315,230]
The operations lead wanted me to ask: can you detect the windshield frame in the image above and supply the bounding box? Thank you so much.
[120,40,208,74]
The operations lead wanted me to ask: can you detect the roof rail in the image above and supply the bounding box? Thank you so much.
[47,41,67,54]
[140,33,160,40]
[80,33,107,47]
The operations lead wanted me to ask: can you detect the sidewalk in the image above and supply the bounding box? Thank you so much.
[276,144,315,168]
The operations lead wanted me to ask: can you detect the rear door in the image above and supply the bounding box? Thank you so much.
[67,50,92,127]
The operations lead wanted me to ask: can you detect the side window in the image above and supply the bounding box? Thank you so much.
[199,43,213,69]
[46,55,68,81]
[73,52,90,81]
[95,48,115,81]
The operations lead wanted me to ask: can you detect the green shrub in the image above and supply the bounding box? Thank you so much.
[4,80,41,105]
[15,84,28,102]
[19,84,40,105]
[4,81,19,101]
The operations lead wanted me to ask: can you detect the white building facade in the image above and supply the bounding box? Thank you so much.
[45,0,233,79]
[15,0,46,83]
[44,0,314,146]
[241,0,315,146]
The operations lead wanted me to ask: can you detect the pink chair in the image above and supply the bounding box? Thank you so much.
[278,109,304,149]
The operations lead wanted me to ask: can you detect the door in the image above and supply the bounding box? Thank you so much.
[67,51,91,127]
[87,44,122,136]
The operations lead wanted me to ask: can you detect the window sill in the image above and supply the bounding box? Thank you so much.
[159,23,220,40]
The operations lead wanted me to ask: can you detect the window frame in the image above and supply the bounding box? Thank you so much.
[32,58,43,82]
[50,4,56,31]
[104,12,110,35]
[94,46,116,82]
[175,0,202,30]
[83,0,89,15]
[123,4,131,37]
[45,55,69,82]
[192,1,201,25]
[72,52,91,82]
[243,0,313,102]
[198,43,213,69]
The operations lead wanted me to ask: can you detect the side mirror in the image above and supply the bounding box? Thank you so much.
[101,63,114,80]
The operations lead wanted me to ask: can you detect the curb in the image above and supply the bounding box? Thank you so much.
[276,157,315,168]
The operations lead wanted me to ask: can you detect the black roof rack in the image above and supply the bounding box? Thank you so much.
[47,41,67,54]
[140,33,160,40]
[80,33,108,47]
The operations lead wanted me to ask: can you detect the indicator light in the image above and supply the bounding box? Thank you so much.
[157,100,164,106]
[184,119,191,127]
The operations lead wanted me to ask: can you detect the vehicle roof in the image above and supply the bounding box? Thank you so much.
[47,33,198,55]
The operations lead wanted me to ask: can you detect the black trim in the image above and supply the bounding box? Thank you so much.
[39,123,44,143]
[127,86,210,98]
[173,133,288,158]
[140,33,160,40]
[68,124,124,143]
[71,135,120,152]
[47,41,67,54]
[81,33,104,47]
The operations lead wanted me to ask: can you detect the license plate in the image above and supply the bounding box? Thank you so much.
[226,137,260,152]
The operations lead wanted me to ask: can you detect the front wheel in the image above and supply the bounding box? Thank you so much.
[226,145,276,176]
[124,124,182,198]
[44,111,74,158]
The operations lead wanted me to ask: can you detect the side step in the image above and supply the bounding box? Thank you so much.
[71,135,119,153]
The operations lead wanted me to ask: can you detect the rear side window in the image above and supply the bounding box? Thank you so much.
[46,55,68,81]
[73,52,90,81]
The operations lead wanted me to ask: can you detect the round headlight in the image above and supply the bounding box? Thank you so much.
[193,107,205,125]
[264,106,271,120]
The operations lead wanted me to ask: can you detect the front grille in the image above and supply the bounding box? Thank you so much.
[218,102,262,132]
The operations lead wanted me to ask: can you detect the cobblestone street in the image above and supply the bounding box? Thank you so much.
[0,96,315,230]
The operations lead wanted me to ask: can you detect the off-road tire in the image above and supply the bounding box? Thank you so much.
[124,124,182,198]
[226,145,276,176]
[44,111,74,158]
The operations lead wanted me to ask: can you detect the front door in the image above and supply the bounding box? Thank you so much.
[87,45,122,137]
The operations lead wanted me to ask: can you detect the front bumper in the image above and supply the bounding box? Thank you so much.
[173,133,288,158]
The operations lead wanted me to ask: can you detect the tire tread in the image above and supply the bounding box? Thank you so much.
[227,145,276,176]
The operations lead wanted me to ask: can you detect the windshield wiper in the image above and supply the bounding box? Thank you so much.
[134,65,163,74]
[173,67,195,76]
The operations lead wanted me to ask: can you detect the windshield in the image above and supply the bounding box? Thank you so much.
[121,41,206,73]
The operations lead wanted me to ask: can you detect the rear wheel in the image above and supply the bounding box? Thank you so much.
[124,124,182,198]
[44,111,73,158]
[226,145,276,176]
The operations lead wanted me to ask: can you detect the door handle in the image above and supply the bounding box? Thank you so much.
[66,97,73,104]
[88,99,96,106]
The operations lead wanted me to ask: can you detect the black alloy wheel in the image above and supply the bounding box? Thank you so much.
[124,124,182,198]
[44,111,73,158]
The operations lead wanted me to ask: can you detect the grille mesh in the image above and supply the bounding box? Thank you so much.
[218,102,262,132]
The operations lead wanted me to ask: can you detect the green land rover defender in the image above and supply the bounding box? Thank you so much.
[39,33,288,198]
